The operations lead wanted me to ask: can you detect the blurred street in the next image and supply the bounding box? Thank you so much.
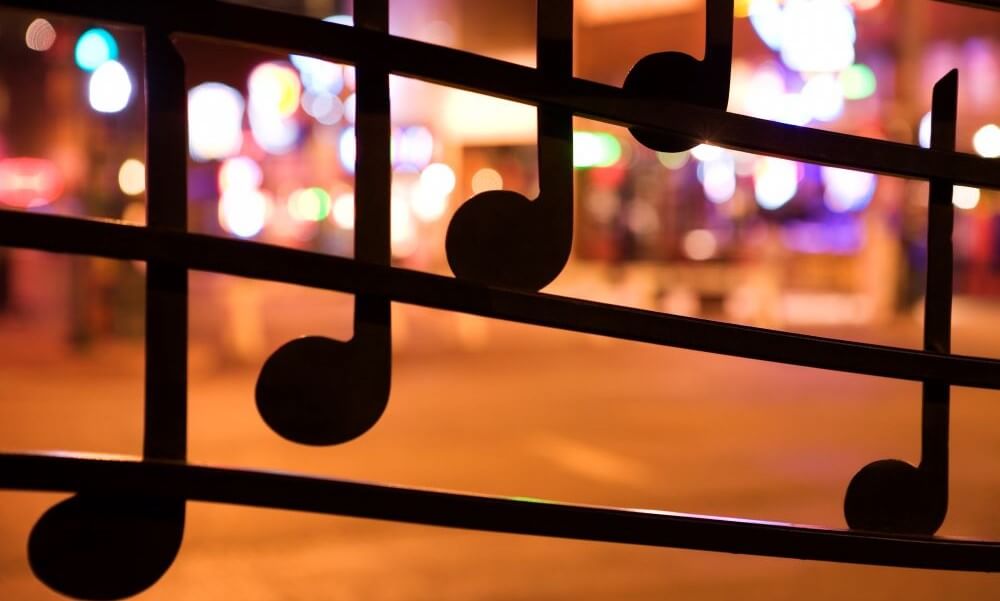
[3,296,1000,600]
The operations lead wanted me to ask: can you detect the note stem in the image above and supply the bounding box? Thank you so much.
[143,29,188,462]
[703,0,735,99]
[919,70,957,496]
[535,0,574,243]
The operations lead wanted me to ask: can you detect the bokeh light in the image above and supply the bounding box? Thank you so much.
[972,124,1000,158]
[683,229,718,261]
[117,159,146,196]
[754,157,799,210]
[656,151,690,170]
[780,0,856,73]
[390,194,417,257]
[691,144,724,162]
[471,168,504,193]
[218,156,263,193]
[698,155,737,204]
[412,163,456,222]
[0,157,64,209]
[801,73,845,122]
[573,132,622,169]
[840,63,878,100]
[249,62,302,119]
[25,19,56,52]
[821,166,876,213]
[953,186,981,210]
[88,60,132,113]
[918,111,932,148]
[288,187,332,222]
[219,188,271,238]
[397,126,435,168]
[75,28,118,72]
[331,192,355,229]
[339,127,356,173]
[188,83,245,161]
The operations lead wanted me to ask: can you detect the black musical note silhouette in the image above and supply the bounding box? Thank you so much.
[843,70,959,536]
[445,0,574,292]
[623,0,733,152]
[27,30,189,599]
[256,1,392,446]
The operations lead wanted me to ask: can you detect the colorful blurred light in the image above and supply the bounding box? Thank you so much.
[331,192,355,229]
[691,144,724,162]
[918,111,932,148]
[218,156,262,192]
[75,28,118,71]
[656,151,690,170]
[683,229,718,261]
[698,155,736,204]
[953,186,980,210]
[248,106,300,155]
[249,62,302,119]
[972,124,1000,158]
[117,159,145,196]
[289,55,344,95]
[754,157,798,210]
[573,131,622,168]
[840,63,877,100]
[801,73,845,122]
[780,0,856,73]
[749,0,783,50]
[397,126,435,168]
[390,194,417,257]
[471,168,504,193]
[344,93,357,124]
[0,157,64,208]
[339,127,356,173]
[821,166,876,212]
[419,163,456,197]
[188,83,245,161]
[301,90,345,125]
[288,187,332,221]
[219,188,271,238]
[25,19,56,52]
[88,60,132,113]
[852,0,882,10]
[412,163,455,222]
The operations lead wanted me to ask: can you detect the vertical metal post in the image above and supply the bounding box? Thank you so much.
[143,29,188,461]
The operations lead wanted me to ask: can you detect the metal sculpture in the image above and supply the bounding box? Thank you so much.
[0,0,999,599]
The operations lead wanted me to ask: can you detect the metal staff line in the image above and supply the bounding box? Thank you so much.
[3,0,1000,190]
[4,208,1000,391]
[1,452,999,572]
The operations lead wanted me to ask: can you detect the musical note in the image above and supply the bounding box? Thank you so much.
[623,0,733,152]
[256,1,393,446]
[445,0,574,292]
[843,70,959,536]
[27,30,189,599]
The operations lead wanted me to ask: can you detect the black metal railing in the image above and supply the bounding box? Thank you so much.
[1,0,1000,599]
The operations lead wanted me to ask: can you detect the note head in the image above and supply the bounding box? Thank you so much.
[256,335,391,446]
[623,52,710,152]
[28,494,184,600]
[843,459,945,535]
[446,190,568,292]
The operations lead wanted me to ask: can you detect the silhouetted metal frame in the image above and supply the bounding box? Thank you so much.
[2,0,1000,583]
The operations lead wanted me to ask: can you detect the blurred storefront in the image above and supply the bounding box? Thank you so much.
[0,0,998,352]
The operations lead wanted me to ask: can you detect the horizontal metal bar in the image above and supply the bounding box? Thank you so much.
[935,0,1000,10]
[4,0,999,190]
[1,452,998,572]
[4,209,1000,390]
